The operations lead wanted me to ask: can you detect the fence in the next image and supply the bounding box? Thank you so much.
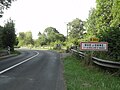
[71,49,120,69]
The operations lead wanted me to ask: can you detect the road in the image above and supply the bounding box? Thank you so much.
[0,50,65,90]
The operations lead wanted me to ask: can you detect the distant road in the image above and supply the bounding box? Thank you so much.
[0,50,65,90]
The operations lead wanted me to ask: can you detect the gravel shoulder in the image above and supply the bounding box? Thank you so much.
[60,53,71,59]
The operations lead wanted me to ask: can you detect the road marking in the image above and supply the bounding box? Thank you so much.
[0,51,39,74]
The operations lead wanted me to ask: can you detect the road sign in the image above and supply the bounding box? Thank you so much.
[90,37,99,42]
[80,42,108,51]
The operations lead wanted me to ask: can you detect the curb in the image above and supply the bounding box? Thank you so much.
[0,54,17,60]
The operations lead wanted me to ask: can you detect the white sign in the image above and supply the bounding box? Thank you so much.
[80,42,108,51]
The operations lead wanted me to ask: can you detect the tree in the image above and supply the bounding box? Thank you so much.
[110,0,120,27]
[0,26,4,48]
[18,31,34,47]
[95,0,113,36]
[86,8,97,36]
[15,36,19,46]
[86,0,114,41]
[100,26,120,60]
[44,27,58,43]
[35,27,65,46]
[38,32,42,37]
[2,19,16,51]
[0,0,16,17]
[85,0,120,60]
[24,31,34,45]
[44,27,65,44]
[38,33,48,46]
[67,18,85,45]
[18,32,25,46]
[68,18,85,38]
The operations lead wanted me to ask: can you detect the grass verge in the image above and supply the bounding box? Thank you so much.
[11,50,21,55]
[63,55,120,90]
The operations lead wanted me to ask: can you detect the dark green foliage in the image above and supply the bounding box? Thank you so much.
[14,37,19,46]
[0,19,16,51]
[2,19,16,51]
[0,26,4,48]
[99,27,120,60]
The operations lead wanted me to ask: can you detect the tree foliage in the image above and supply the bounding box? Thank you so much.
[110,0,120,27]
[36,27,65,46]
[86,8,97,36]
[67,18,85,45]
[85,0,120,60]
[0,0,16,17]
[0,26,4,48]
[18,32,25,46]
[1,19,16,51]
[24,31,33,45]
[68,18,85,38]
[38,33,48,46]
[101,27,120,60]
[18,31,34,47]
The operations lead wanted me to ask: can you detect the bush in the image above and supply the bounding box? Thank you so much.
[98,27,120,61]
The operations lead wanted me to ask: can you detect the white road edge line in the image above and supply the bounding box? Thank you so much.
[0,51,39,75]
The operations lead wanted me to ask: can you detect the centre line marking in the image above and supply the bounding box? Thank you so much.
[0,51,39,74]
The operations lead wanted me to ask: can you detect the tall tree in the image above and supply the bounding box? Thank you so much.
[86,0,120,60]
[2,19,16,51]
[18,31,34,46]
[0,26,4,48]
[68,18,85,39]
[40,34,48,46]
[24,31,34,45]
[67,18,85,45]
[36,32,47,46]
[44,27,65,44]
[86,8,97,36]
[35,27,65,46]
[18,32,25,46]
[110,0,120,27]
[95,0,113,36]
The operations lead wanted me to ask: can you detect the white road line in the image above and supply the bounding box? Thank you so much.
[0,51,39,74]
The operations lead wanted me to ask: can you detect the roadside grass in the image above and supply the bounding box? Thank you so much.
[63,55,120,90]
[52,49,66,53]
[11,50,21,55]
[32,48,49,50]
[32,46,53,50]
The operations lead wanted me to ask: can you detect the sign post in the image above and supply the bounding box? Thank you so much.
[7,46,10,54]
[80,38,108,65]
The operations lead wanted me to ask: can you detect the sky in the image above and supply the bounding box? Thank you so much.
[0,0,96,39]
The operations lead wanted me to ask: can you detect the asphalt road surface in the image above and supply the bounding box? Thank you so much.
[0,50,65,90]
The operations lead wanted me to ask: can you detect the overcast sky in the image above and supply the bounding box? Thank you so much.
[0,0,96,39]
